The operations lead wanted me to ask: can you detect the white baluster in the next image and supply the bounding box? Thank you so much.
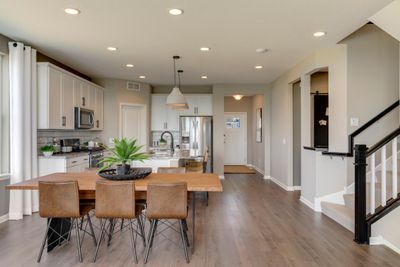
[370,153,376,214]
[382,146,387,207]
[393,138,398,199]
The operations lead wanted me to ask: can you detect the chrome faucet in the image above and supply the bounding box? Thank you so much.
[161,131,174,153]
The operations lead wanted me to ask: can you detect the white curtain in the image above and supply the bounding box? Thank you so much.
[8,42,38,220]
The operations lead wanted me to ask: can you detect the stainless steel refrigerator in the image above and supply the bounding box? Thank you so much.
[180,116,213,172]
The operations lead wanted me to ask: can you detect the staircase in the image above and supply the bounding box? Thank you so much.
[319,100,400,244]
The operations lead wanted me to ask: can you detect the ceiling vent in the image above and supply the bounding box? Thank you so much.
[127,81,140,91]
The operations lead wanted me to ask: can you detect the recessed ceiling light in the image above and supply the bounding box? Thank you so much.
[201,76,208,79]
[254,65,263,69]
[139,75,146,79]
[64,8,80,15]
[126,64,134,68]
[200,47,210,51]
[256,48,269,54]
[107,47,117,51]
[313,31,326,37]
[169,9,183,15]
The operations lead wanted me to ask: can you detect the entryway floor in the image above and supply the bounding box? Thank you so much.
[224,165,256,174]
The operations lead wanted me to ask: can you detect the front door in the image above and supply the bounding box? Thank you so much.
[120,104,147,151]
[224,112,247,165]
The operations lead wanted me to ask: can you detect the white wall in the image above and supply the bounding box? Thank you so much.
[93,78,151,146]
[252,95,265,172]
[212,84,270,177]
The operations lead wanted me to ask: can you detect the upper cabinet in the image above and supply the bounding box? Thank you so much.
[38,62,104,130]
[151,94,213,131]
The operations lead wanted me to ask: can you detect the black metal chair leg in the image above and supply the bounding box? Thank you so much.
[120,219,124,230]
[74,219,83,262]
[87,214,97,246]
[37,218,52,263]
[144,220,156,264]
[206,192,209,206]
[137,215,146,247]
[149,220,158,248]
[107,219,115,247]
[128,219,139,264]
[93,219,106,262]
[182,220,190,247]
[179,220,190,263]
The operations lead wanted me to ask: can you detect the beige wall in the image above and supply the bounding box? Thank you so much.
[93,78,151,146]
[310,72,329,93]
[252,95,265,172]
[213,84,270,177]
[152,85,212,94]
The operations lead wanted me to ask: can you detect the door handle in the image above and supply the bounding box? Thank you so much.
[96,120,99,128]
[62,116,66,126]
[82,97,85,106]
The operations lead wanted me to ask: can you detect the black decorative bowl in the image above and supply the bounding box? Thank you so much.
[98,167,152,180]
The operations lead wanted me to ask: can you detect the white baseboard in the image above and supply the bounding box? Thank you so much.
[218,175,225,179]
[0,214,8,224]
[264,175,271,180]
[269,176,295,191]
[300,196,315,211]
[292,186,302,191]
[370,236,400,255]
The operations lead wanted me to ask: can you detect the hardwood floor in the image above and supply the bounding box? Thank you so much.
[1,173,400,266]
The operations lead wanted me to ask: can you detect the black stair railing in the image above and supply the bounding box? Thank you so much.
[354,127,400,244]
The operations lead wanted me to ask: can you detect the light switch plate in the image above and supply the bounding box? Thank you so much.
[350,117,359,127]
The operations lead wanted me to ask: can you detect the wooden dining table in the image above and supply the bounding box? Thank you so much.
[6,171,223,253]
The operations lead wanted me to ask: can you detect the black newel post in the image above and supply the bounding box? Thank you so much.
[354,144,369,244]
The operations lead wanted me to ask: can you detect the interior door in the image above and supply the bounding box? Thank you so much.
[224,112,247,165]
[120,104,147,151]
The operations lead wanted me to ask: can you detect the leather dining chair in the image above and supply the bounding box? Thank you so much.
[93,180,146,263]
[144,182,190,264]
[37,181,96,263]
[157,167,186,174]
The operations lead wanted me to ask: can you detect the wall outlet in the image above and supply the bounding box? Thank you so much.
[282,138,286,145]
[350,117,359,127]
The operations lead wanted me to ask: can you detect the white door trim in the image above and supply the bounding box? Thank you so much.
[224,112,248,165]
[119,103,147,149]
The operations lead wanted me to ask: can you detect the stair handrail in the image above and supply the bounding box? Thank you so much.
[322,100,399,157]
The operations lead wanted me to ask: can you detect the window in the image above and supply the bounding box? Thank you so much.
[0,54,10,176]
[226,117,240,128]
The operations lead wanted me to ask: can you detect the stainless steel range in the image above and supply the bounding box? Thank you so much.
[59,138,104,168]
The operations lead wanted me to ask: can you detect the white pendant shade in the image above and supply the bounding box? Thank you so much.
[166,86,189,109]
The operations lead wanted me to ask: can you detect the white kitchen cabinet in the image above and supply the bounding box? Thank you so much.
[131,158,180,173]
[151,94,213,131]
[93,86,104,130]
[38,62,104,130]
[38,154,90,175]
[151,95,180,131]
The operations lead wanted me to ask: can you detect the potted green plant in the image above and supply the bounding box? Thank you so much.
[41,144,55,157]
[98,138,149,175]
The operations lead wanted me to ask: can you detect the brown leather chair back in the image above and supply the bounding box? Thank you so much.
[146,182,188,219]
[95,180,136,219]
[39,181,80,218]
[185,160,203,173]
[157,167,186,174]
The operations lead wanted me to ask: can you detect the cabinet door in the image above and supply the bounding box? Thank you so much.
[48,68,62,128]
[61,73,74,129]
[151,95,168,131]
[94,87,104,130]
[193,95,213,115]
[166,107,180,131]
[88,85,96,110]
[81,83,90,109]
[66,164,81,173]
[179,95,195,116]
[73,79,83,108]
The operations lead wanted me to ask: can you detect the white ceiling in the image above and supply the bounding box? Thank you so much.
[0,0,394,85]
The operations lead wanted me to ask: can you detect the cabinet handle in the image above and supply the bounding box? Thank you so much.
[82,97,86,106]
[62,116,66,126]
[194,107,198,114]
[72,161,77,164]
[96,120,99,128]
[165,122,168,129]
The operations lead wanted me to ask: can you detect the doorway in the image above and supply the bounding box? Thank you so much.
[224,112,247,165]
[292,81,301,188]
[119,103,147,150]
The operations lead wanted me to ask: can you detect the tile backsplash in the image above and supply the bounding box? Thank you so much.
[151,131,180,148]
[37,130,102,151]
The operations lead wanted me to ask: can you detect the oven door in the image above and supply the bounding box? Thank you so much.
[75,107,94,129]
[90,152,104,168]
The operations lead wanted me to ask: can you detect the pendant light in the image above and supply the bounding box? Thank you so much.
[166,56,188,108]
[173,70,189,110]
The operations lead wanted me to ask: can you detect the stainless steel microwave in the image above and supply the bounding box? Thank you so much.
[74,107,94,129]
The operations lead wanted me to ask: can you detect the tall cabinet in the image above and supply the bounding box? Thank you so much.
[38,62,104,130]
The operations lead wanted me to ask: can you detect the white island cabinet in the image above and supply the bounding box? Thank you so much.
[131,158,180,173]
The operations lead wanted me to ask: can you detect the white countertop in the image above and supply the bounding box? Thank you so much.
[38,151,89,159]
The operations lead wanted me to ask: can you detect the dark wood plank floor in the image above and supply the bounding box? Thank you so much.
[1,173,400,267]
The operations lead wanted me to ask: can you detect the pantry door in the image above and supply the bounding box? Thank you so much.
[119,103,147,151]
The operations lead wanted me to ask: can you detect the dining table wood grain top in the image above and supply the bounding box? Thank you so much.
[5,172,223,192]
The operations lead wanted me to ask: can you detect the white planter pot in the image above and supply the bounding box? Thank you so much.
[43,151,54,157]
